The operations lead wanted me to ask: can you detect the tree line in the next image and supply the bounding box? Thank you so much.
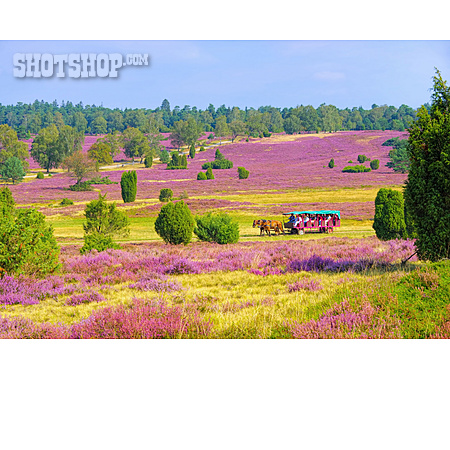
[0,98,420,139]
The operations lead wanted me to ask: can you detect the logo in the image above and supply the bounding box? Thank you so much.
[13,53,150,78]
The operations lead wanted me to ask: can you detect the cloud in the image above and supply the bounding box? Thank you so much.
[314,71,346,81]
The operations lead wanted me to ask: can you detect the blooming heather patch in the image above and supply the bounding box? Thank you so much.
[0,316,70,339]
[69,298,211,339]
[129,275,183,292]
[0,274,86,306]
[13,131,408,205]
[288,278,323,292]
[0,298,212,339]
[288,300,402,339]
[65,291,106,306]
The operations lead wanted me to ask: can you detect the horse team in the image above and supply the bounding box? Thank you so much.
[252,219,284,236]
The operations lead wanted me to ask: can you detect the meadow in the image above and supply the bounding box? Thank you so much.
[3,130,449,339]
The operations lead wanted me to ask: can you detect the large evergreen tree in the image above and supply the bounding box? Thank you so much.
[404,69,450,261]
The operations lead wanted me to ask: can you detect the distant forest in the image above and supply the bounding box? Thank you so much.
[0,99,423,138]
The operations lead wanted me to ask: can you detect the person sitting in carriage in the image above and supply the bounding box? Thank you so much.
[288,214,295,223]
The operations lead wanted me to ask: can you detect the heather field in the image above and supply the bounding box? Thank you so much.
[3,130,449,339]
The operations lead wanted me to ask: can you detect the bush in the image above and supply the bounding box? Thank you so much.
[199,146,206,152]
[202,159,233,170]
[167,153,187,170]
[144,155,153,168]
[197,172,207,180]
[0,206,60,276]
[36,172,45,179]
[159,188,173,202]
[87,176,117,185]
[155,200,195,245]
[237,167,249,179]
[262,131,272,137]
[215,149,223,160]
[120,170,137,203]
[189,144,195,159]
[205,167,214,180]
[370,159,380,170]
[328,158,335,168]
[160,150,170,164]
[60,198,74,206]
[68,181,92,191]
[0,187,15,216]
[0,157,26,184]
[342,165,371,173]
[80,233,120,254]
[357,154,369,163]
[373,188,406,240]
[194,212,239,244]
[81,193,129,254]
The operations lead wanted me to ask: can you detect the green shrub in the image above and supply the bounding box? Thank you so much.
[202,159,233,170]
[0,206,60,276]
[144,155,153,168]
[199,146,206,152]
[370,159,380,170]
[357,154,369,163]
[262,131,272,137]
[189,144,195,159]
[87,176,117,185]
[36,172,45,179]
[154,200,195,245]
[0,187,15,216]
[197,172,207,180]
[205,167,214,180]
[194,212,239,244]
[81,193,129,254]
[80,233,120,254]
[237,167,249,179]
[159,188,173,202]
[373,188,406,240]
[167,153,187,170]
[0,157,26,184]
[60,198,74,206]
[342,165,371,173]
[160,150,170,164]
[69,181,92,191]
[120,170,137,203]
[328,158,335,168]
[215,149,223,160]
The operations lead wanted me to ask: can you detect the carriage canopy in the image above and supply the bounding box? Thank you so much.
[282,210,341,219]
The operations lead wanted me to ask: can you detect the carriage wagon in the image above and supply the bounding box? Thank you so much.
[283,210,341,235]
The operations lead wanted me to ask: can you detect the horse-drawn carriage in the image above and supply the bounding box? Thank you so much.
[283,210,340,235]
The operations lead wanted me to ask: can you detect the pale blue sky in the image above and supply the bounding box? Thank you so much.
[1,40,449,111]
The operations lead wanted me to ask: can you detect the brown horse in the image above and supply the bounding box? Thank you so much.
[265,220,284,235]
[252,219,284,236]
[253,219,271,236]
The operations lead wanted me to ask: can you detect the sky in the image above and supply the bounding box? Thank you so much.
[1,40,449,111]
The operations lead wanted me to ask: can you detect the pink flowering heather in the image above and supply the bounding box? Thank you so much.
[69,298,211,339]
[288,300,402,339]
[0,316,70,339]
[288,278,323,292]
[129,275,183,292]
[65,291,106,306]
[0,298,212,339]
[13,130,408,206]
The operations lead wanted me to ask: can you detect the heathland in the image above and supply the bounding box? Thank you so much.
[2,130,449,339]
